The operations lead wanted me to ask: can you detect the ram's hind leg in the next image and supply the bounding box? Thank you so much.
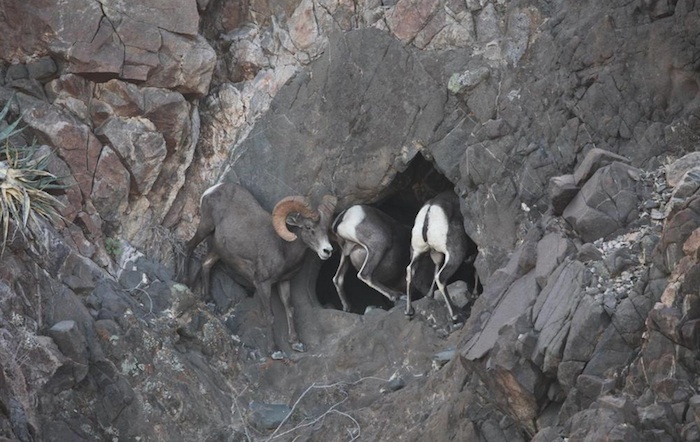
[182,216,216,285]
[200,250,219,296]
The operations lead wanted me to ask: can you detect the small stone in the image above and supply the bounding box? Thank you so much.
[643,199,660,209]
[447,280,470,309]
[433,349,456,365]
[26,56,58,81]
[248,402,291,431]
[681,423,700,442]
[650,209,666,220]
[270,351,286,361]
[689,395,700,428]
[597,395,639,425]
[448,67,490,94]
[576,243,603,262]
[48,320,89,366]
[364,305,384,315]
[385,376,406,392]
[6,64,28,81]
[549,174,580,216]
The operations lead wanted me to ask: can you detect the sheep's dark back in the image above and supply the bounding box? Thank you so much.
[333,205,412,290]
[427,191,461,221]
[205,183,308,283]
[202,183,269,227]
[365,206,411,289]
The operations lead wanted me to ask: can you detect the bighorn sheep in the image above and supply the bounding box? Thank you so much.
[405,191,478,322]
[183,182,337,356]
[331,205,411,311]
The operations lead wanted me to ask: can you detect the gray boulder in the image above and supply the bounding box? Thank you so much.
[573,147,630,185]
[223,28,445,208]
[563,162,642,243]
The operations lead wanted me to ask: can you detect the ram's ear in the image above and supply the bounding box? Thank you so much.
[286,213,304,227]
[273,196,314,241]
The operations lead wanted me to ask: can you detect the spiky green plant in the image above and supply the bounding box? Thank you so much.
[0,98,65,253]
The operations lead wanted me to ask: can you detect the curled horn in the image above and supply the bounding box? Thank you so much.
[272,196,317,241]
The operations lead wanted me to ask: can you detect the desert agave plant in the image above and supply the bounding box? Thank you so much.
[0,98,64,252]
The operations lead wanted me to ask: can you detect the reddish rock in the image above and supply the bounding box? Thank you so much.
[683,228,700,259]
[144,32,216,97]
[385,0,441,44]
[45,74,94,121]
[94,81,145,118]
[7,0,212,94]
[289,0,320,51]
[95,116,167,196]
[19,97,101,198]
[65,19,124,77]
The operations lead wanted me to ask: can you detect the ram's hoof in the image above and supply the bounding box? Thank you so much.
[291,342,306,353]
[405,307,415,319]
[271,351,287,360]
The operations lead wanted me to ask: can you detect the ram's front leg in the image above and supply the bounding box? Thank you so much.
[278,280,305,352]
[256,280,281,358]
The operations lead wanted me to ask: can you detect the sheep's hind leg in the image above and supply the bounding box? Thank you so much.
[200,250,219,296]
[182,217,216,284]
[434,254,461,323]
[332,249,352,312]
[357,246,403,304]
[278,280,305,353]
[404,252,422,318]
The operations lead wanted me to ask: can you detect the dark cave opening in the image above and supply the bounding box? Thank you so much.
[315,155,482,314]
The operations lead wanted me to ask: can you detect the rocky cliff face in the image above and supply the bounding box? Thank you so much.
[1,0,700,440]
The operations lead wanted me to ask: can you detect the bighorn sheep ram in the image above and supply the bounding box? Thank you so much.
[183,182,336,356]
[405,191,478,322]
[331,205,412,311]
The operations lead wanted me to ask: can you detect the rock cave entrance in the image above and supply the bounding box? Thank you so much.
[315,155,482,314]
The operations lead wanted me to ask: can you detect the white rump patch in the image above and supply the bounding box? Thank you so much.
[426,205,450,253]
[411,205,430,253]
[411,204,449,254]
[201,182,224,203]
[336,206,366,243]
